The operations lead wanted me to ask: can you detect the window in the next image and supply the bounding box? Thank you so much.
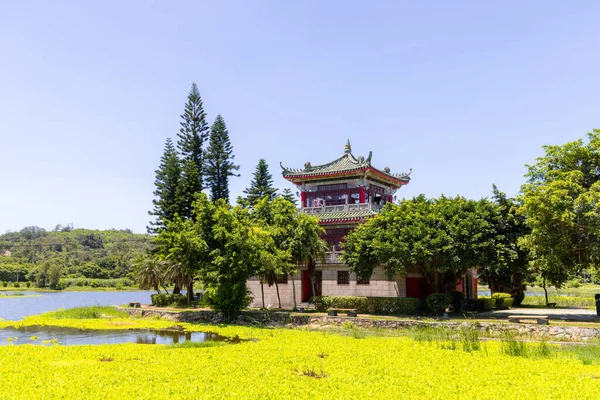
[276,274,288,284]
[357,275,370,285]
[337,271,350,285]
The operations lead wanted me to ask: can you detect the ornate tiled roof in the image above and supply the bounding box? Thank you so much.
[280,140,411,187]
[313,209,378,224]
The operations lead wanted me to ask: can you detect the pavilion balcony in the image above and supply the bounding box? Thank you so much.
[321,251,344,264]
[301,202,383,214]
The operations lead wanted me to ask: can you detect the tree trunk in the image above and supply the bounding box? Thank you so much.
[186,281,194,305]
[173,284,181,294]
[543,276,549,306]
[260,279,265,309]
[308,259,316,300]
[275,281,281,309]
[291,271,297,310]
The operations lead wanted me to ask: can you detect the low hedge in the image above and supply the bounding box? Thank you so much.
[491,292,513,309]
[465,298,495,312]
[311,296,420,315]
[151,293,187,307]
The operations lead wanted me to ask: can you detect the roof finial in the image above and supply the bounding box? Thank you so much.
[344,139,351,154]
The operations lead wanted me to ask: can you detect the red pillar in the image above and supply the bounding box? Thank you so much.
[359,187,365,203]
[301,192,306,207]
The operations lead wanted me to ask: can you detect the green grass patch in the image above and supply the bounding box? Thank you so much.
[52,306,129,319]
[167,341,228,349]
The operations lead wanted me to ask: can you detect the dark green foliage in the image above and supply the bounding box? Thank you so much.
[311,296,420,315]
[243,159,278,206]
[148,138,181,233]
[479,186,529,305]
[465,298,495,312]
[176,158,202,220]
[176,83,209,190]
[0,264,29,282]
[280,188,297,206]
[426,293,453,314]
[521,129,600,288]
[151,293,187,307]
[205,115,239,203]
[343,195,507,294]
[60,278,133,288]
[0,228,153,289]
[312,296,368,313]
[451,291,466,312]
[491,292,514,309]
[206,281,253,319]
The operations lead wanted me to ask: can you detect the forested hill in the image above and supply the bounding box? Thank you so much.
[0,226,154,288]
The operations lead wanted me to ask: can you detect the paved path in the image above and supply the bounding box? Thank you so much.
[484,307,598,322]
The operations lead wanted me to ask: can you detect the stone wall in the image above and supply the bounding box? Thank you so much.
[119,307,600,341]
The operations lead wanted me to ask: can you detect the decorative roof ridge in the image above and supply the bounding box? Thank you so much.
[280,150,370,176]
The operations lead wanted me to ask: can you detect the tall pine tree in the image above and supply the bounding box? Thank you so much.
[280,188,298,206]
[243,159,278,206]
[176,159,202,220]
[177,83,209,190]
[148,138,181,233]
[205,115,240,202]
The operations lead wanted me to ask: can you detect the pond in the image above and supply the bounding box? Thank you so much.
[0,291,153,321]
[0,325,236,346]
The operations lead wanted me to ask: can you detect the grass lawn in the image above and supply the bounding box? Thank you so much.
[1,307,600,399]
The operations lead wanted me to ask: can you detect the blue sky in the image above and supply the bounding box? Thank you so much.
[1,1,599,234]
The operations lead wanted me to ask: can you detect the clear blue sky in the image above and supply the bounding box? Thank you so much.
[1,1,599,234]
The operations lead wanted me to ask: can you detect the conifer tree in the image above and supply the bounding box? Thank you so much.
[243,159,278,206]
[148,138,181,233]
[280,188,297,206]
[177,83,209,189]
[176,159,202,220]
[205,115,240,202]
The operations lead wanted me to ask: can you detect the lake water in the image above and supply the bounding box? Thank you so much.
[0,291,154,321]
[0,325,231,346]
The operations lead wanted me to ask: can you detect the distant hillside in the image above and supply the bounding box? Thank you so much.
[0,226,154,288]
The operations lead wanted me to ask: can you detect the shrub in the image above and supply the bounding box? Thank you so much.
[312,296,420,315]
[426,293,453,314]
[25,281,31,288]
[13,282,20,288]
[465,297,495,312]
[151,293,187,307]
[491,292,513,309]
[568,278,581,288]
[1,281,6,287]
[452,291,466,312]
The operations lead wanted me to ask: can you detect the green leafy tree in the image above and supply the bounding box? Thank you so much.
[133,255,168,294]
[478,186,530,305]
[176,83,209,189]
[342,195,504,294]
[205,115,240,202]
[155,194,216,305]
[243,159,278,207]
[280,188,297,206]
[520,130,600,301]
[148,138,181,233]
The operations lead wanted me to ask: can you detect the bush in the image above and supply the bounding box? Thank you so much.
[568,278,581,288]
[312,296,420,315]
[13,282,20,288]
[2,281,7,287]
[366,297,420,315]
[25,281,31,288]
[151,293,187,307]
[465,297,495,312]
[491,293,513,309]
[426,293,453,314]
[452,291,466,312]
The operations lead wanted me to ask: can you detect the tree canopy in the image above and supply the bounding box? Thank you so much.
[520,129,600,288]
[342,195,507,293]
[205,115,239,202]
[243,159,278,206]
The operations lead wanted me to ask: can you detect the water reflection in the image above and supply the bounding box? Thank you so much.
[0,325,240,346]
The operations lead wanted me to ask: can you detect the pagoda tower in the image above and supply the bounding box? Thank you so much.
[280,139,410,251]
